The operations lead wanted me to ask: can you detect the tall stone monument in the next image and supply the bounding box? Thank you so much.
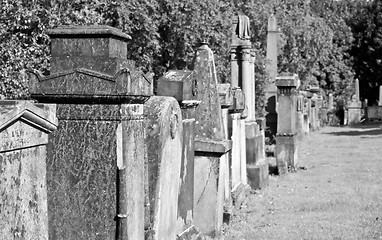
[275,74,298,175]
[231,13,268,191]
[0,100,57,240]
[192,43,231,237]
[265,14,279,138]
[28,25,153,240]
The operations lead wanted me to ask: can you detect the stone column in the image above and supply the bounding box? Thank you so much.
[241,47,254,120]
[0,101,57,240]
[275,75,298,175]
[379,86,382,106]
[28,25,152,240]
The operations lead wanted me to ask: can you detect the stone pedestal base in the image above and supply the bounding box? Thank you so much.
[193,140,231,237]
[247,161,269,189]
[276,135,298,175]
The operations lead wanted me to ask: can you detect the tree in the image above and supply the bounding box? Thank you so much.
[350,0,382,104]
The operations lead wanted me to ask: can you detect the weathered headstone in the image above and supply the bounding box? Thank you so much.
[144,96,183,240]
[157,70,201,238]
[192,43,231,237]
[0,100,57,240]
[275,74,298,175]
[28,25,152,239]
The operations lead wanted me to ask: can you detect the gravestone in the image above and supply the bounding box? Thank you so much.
[157,70,201,238]
[28,25,153,240]
[144,96,183,240]
[193,43,231,237]
[275,75,298,175]
[0,100,57,240]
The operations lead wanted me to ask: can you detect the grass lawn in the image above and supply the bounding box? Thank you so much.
[222,124,382,240]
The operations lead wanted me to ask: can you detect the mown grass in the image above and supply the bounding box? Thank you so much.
[222,124,382,240]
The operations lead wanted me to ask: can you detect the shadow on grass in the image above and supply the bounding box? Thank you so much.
[325,127,382,136]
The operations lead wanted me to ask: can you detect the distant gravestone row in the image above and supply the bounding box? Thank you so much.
[0,15,333,240]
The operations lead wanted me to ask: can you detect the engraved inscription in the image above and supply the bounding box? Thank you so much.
[0,120,48,152]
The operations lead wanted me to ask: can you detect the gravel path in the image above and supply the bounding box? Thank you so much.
[222,124,382,240]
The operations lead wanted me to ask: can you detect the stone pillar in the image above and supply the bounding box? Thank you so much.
[28,25,152,240]
[192,43,231,237]
[157,70,201,238]
[379,86,382,106]
[328,93,334,111]
[275,75,298,175]
[265,14,279,138]
[0,101,57,240]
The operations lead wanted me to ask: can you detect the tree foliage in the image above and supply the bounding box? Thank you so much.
[1,0,378,113]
